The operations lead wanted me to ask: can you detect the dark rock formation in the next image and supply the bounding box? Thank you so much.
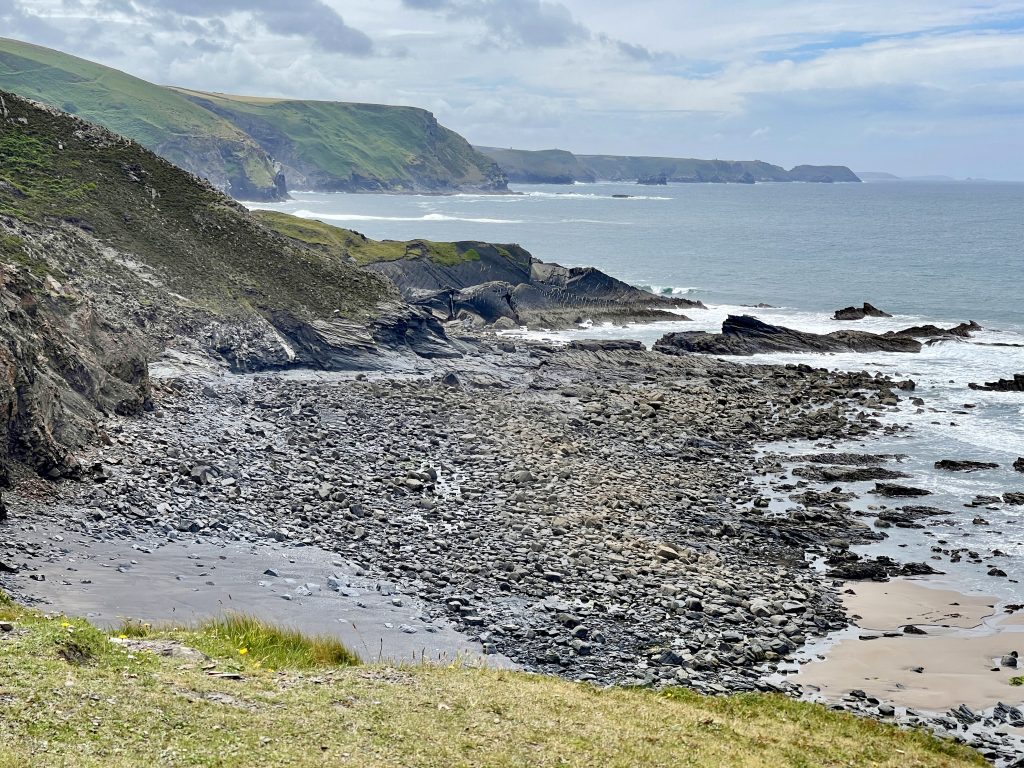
[653,315,922,357]
[792,466,909,483]
[567,340,644,353]
[366,245,703,330]
[969,374,1024,392]
[1014,457,1024,473]
[892,321,981,339]
[1004,493,1024,506]
[827,554,941,581]
[934,460,1000,472]
[871,483,932,498]
[833,303,892,320]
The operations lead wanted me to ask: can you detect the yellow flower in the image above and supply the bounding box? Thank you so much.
[238,648,248,656]
[60,622,71,629]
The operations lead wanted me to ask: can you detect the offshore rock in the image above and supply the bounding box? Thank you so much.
[654,315,922,356]
[833,303,892,320]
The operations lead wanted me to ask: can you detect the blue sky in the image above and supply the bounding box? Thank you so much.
[3,0,1024,178]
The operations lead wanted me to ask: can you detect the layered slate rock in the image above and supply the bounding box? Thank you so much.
[653,315,922,356]
[833,303,892,320]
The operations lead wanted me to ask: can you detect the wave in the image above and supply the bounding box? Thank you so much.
[291,210,524,224]
[637,284,704,297]
[521,191,670,201]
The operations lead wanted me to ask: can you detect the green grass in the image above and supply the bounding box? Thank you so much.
[0,37,279,196]
[116,614,359,670]
[0,594,988,767]
[254,210,485,267]
[174,87,503,191]
[1011,676,1023,686]
[0,90,395,321]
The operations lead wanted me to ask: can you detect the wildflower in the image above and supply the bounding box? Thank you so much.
[238,647,248,656]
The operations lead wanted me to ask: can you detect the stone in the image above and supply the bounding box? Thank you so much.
[934,460,999,472]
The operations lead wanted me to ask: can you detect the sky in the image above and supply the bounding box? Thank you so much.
[2,0,1024,178]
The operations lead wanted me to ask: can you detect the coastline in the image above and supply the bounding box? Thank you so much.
[3,325,1022,762]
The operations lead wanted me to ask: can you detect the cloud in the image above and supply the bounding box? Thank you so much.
[100,0,374,55]
[401,0,589,48]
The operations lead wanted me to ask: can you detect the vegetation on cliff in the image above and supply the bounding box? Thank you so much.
[0,88,432,481]
[476,146,861,184]
[0,595,984,768]
[176,89,507,194]
[0,37,506,199]
[0,37,283,201]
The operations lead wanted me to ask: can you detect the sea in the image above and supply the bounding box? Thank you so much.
[249,180,1024,600]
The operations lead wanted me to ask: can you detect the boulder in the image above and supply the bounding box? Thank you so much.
[1015,457,1024,473]
[870,483,932,498]
[833,303,892,320]
[934,460,1000,472]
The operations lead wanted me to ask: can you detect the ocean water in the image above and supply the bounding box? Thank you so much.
[249,180,1024,596]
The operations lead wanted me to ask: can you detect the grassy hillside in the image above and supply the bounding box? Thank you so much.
[476,146,861,184]
[475,146,596,184]
[0,89,393,322]
[0,595,984,767]
[254,210,489,267]
[0,37,283,200]
[0,37,507,199]
[174,88,507,193]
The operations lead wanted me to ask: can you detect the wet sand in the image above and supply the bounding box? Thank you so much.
[797,578,1024,712]
[7,522,515,668]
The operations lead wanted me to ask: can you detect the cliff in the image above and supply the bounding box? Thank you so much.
[0,37,507,199]
[255,211,703,329]
[476,146,861,185]
[0,89,455,480]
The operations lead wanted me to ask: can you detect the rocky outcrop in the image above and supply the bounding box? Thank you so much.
[968,374,1024,392]
[0,263,149,482]
[1015,457,1024,473]
[892,321,981,339]
[653,315,921,357]
[0,89,459,479]
[364,245,704,330]
[934,460,999,472]
[833,303,892,320]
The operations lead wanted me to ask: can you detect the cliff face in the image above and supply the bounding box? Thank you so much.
[175,91,507,194]
[0,37,507,199]
[0,38,285,202]
[254,211,704,330]
[476,146,861,185]
[0,90,460,479]
[473,147,596,184]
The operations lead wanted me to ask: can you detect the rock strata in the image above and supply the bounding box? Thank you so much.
[654,315,922,356]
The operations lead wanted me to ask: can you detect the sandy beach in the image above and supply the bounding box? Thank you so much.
[796,578,1024,712]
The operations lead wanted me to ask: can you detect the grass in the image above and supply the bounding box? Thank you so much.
[0,90,396,322]
[254,210,485,267]
[0,593,988,768]
[115,613,359,670]
[172,87,503,191]
[0,37,279,197]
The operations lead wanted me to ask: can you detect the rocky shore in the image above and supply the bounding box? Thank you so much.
[9,336,1024,763]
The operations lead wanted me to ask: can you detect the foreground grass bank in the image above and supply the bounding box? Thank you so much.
[0,595,983,767]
